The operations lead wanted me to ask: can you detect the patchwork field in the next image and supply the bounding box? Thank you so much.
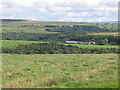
[2,54,118,88]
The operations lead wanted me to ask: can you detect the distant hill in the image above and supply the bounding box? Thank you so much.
[98,21,118,25]
[0,19,28,21]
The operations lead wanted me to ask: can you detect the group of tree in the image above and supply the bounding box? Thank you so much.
[45,25,112,32]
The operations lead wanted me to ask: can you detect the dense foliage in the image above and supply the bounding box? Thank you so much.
[45,25,111,32]
[2,43,119,54]
[2,32,57,41]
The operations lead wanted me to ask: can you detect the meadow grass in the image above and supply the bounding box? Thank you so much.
[2,54,118,88]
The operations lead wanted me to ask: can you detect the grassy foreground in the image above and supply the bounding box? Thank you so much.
[3,54,118,88]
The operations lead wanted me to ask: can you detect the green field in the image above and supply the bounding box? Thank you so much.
[89,32,118,36]
[1,40,46,48]
[64,44,118,49]
[2,40,118,49]
[3,54,118,88]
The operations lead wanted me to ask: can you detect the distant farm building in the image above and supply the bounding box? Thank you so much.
[65,41,79,44]
[79,42,96,45]
[65,41,96,45]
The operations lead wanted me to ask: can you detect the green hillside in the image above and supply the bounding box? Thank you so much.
[1,19,118,34]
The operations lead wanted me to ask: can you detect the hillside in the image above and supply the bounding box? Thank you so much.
[1,19,118,33]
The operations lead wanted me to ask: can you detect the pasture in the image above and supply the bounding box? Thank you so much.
[2,54,118,88]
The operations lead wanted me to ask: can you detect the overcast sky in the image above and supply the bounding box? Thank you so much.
[0,0,119,22]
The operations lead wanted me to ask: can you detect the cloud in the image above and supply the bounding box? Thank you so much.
[38,8,48,13]
[51,7,72,12]
[0,0,119,22]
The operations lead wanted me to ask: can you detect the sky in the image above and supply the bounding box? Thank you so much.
[0,0,119,22]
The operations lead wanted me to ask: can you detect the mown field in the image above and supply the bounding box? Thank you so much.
[2,40,118,49]
[2,54,118,88]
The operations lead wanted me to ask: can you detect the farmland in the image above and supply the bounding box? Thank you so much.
[2,20,119,45]
[1,19,119,88]
[2,54,118,88]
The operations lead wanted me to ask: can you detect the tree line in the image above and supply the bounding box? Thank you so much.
[45,25,111,32]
